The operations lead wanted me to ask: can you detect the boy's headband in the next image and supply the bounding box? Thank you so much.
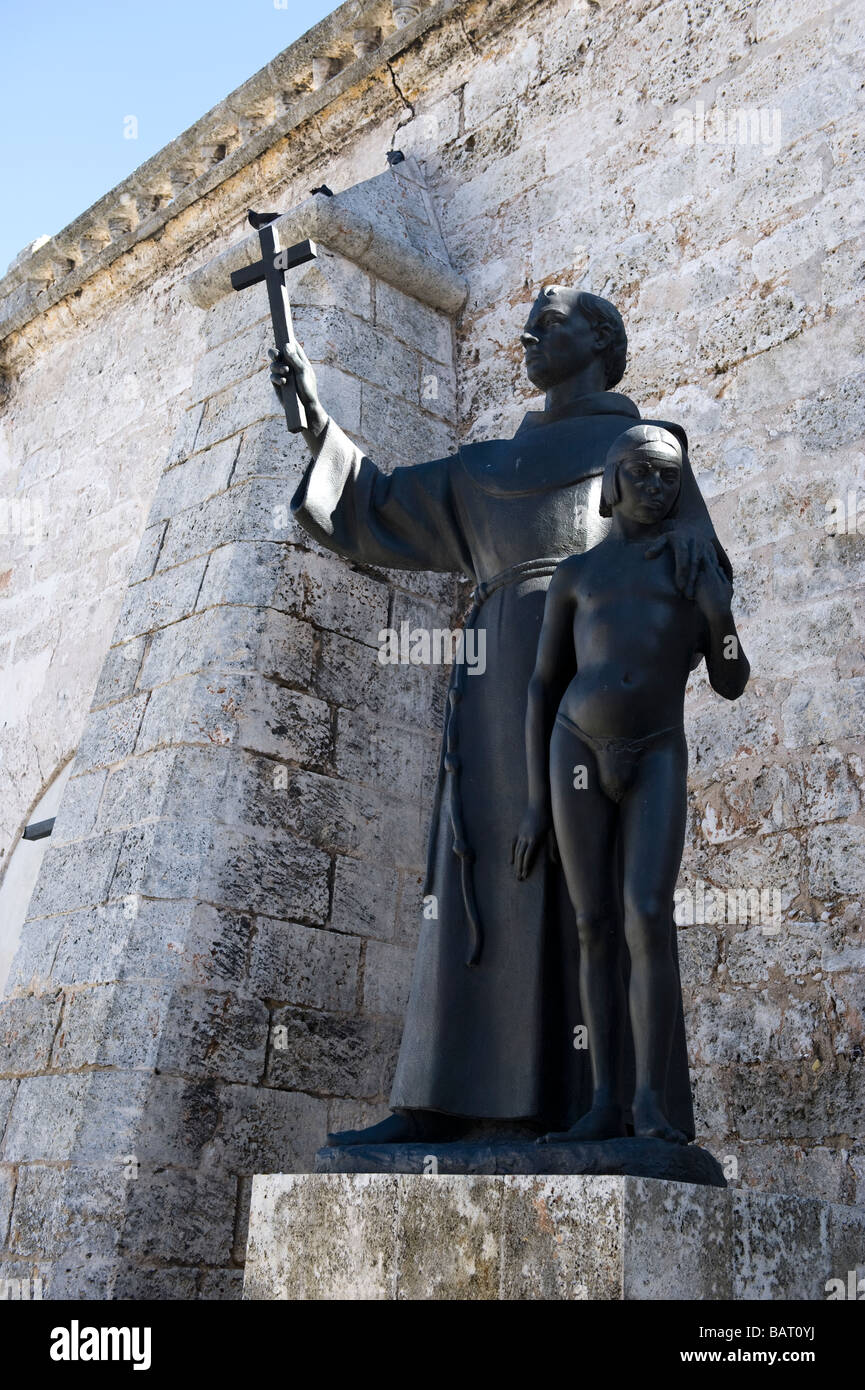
[605,425,683,468]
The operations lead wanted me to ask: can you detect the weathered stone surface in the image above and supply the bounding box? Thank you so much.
[265,1007,400,1100]
[115,556,209,641]
[7,1164,129,1258]
[243,1173,865,1300]
[138,605,316,691]
[136,671,332,767]
[0,1166,14,1248]
[72,694,149,774]
[0,991,63,1076]
[249,919,360,1011]
[199,1268,245,1300]
[51,981,269,1083]
[209,1084,327,1173]
[1,1072,151,1163]
[330,855,401,941]
[49,899,253,990]
[122,1171,237,1265]
[361,939,414,1017]
[25,833,123,919]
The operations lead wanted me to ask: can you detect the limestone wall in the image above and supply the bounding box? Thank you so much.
[0,0,863,1297]
[391,0,865,1202]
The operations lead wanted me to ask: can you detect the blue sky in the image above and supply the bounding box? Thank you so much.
[0,0,338,271]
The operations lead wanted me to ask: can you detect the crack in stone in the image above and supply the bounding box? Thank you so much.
[386,60,416,124]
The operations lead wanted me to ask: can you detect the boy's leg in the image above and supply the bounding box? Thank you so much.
[620,730,689,1143]
[541,720,626,1142]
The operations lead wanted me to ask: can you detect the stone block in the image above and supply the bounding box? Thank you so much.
[48,981,228,1076]
[128,521,167,585]
[249,919,360,1011]
[114,556,208,640]
[243,1173,865,1300]
[362,940,414,1018]
[122,1170,237,1265]
[677,925,719,990]
[315,629,442,724]
[271,544,390,643]
[111,819,214,901]
[358,381,456,467]
[136,670,331,767]
[732,1142,850,1205]
[0,1164,13,1247]
[111,1265,200,1300]
[246,1173,399,1300]
[73,693,149,773]
[26,833,123,920]
[782,677,865,749]
[199,1269,245,1300]
[50,898,253,991]
[206,826,331,923]
[208,1084,327,1174]
[231,399,354,489]
[158,987,269,1084]
[139,605,316,692]
[374,281,453,365]
[7,1163,129,1258]
[191,382,267,456]
[0,991,63,1076]
[329,855,400,942]
[293,305,421,406]
[51,769,107,845]
[265,1007,400,1100]
[147,437,239,524]
[90,638,146,709]
[157,478,292,571]
[335,708,437,799]
[3,918,63,995]
[98,745,230,831]
[808,824,865,900]
[246,766,426,868]
[1,1072,150,1163]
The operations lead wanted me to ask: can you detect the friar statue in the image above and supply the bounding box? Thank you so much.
[271,285,731,1148]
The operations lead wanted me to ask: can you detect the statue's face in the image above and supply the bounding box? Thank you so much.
[615,454,681,524]
[520,289,601,389]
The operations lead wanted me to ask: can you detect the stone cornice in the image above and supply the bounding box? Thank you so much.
[183,175,467,315]
[0,0,473,347]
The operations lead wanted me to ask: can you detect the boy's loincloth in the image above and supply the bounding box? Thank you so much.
[553,711,685,805]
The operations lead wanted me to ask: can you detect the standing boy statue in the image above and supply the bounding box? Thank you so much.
[513,425,750,1145]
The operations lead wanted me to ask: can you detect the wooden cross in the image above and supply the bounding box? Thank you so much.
[230,210,318,432]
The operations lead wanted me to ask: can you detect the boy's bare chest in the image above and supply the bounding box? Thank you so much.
[576,548,681,612]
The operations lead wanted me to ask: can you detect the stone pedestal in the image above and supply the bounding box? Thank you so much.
[314,1136,726,1186]
[243,1173,865,1300]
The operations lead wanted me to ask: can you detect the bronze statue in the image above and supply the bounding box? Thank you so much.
[271,286,733,1152]
[513,425,749,1146]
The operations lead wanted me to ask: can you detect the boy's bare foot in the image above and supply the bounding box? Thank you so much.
[537,1103,627,1144]
[632,1090,688,1145]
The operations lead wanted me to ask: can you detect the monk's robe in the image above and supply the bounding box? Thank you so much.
[291,391,729,1136]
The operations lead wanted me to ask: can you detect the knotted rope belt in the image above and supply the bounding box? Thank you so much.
[423,555,566,966]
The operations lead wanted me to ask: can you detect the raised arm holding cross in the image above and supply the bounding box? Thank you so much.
[230,210,317,432]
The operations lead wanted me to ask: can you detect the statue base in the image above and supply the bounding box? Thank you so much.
[314,1135,726,1186]
[243,1173,865,1300]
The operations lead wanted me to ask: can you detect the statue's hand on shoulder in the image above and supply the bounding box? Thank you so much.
[512,804,558,882]
[269,341,328,436]
[644,524,718,600]
[693,549,734,621]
